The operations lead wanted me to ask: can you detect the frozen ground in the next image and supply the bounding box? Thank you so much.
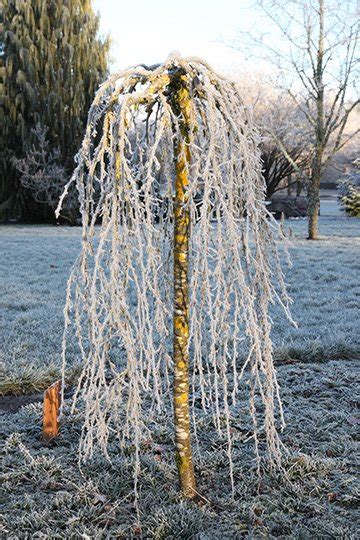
[271,213,360,362]
[0,211,359,537]
[0,212,359,394]
[1,358,359,537]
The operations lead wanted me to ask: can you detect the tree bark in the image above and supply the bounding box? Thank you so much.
[172,73,196,498]
[308,0,325,240]
[308,165,321,239]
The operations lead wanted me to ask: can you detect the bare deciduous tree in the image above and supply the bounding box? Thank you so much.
[13,124,78,223]
[244,83,312,197]
[233,0,359,238]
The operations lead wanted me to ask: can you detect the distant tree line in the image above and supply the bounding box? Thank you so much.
[0,0,109,222]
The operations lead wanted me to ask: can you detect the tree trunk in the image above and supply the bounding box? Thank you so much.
[172,75,196,498]
[308,165,321,239]
[308,0,325,240]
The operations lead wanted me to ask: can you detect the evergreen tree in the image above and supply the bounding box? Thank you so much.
[0,0,109,220]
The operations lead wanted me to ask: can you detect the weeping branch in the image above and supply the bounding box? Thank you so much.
[56,54,294,498]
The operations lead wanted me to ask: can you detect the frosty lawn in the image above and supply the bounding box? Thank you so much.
[1,358,359,536]
[0,214,359,536]
[1,214,359,396]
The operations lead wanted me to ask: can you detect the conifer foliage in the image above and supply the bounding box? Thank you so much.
[0,0,109,220]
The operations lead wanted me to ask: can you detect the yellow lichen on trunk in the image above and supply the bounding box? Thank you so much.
[172,73,196,498]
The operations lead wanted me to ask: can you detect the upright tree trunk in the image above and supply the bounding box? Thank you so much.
[308,0,325,240]
[308,160,322,239]
[172,74,196,498]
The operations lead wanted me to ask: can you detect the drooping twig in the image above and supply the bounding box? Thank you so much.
[57,54,294,498]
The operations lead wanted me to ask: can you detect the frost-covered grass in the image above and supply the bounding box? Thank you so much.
[0,213,359,537]
[272,215,360,362]
[0,214,359,395]
[0,226,82,394]
[1,358,359,537]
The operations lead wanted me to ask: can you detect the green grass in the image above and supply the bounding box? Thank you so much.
[0,363,81,396]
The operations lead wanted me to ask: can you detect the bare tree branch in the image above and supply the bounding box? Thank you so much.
[229,0,359,239]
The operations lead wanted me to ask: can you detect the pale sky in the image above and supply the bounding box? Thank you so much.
[92,0,260,78]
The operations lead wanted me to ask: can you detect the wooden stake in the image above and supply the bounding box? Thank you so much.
[42,380,61,440]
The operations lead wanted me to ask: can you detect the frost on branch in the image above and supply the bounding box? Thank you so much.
[14,123,78,222]
[57,55,294,491]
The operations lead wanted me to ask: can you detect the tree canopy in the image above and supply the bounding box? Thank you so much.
[0,0,109,220]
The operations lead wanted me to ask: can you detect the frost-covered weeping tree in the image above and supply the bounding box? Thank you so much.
[57,54,293,499]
